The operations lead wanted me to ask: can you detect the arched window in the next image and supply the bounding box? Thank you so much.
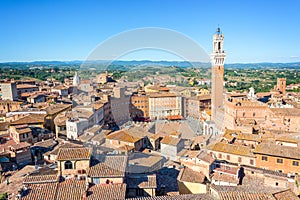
[64,161,73,169]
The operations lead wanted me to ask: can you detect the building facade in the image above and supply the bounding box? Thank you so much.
[0,82,18,100]
[130,93,149,119]
[149,93,183,120]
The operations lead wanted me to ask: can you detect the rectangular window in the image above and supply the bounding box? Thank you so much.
[226,155,230,160]
[218,153,222,159]
[250,159,254,165]
[238,157,242,162]
[93,178,100,184]
[292,161,299,166]
[277,159,283,164]
[262,156,268,161]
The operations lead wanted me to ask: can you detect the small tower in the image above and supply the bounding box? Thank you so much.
[276,78,286,95]
[73,71,80,94]
[210,27,226,120]
[247,87,257,100]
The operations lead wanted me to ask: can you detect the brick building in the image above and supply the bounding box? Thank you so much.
[149,93,183,120]
[130,92,149,119]
[185,95,211,120]
[253,143,300,175]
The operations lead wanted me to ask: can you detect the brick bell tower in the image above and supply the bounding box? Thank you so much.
[211,27,226,121]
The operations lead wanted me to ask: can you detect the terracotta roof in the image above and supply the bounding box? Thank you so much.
[70,107,94,119]
[208,142,254,157]
[93,102,104,110]
[55,179,86,200]
[126,194,213,200]
[53,111,70,126]
[270,108,300,116]
[11,142,31,150]
[275,134,300,144]
[181,150,201,159]
[21,182,58,200]
[17,84,38,89]
[197,151,215,164]
[223,130,260,142]
[0,122,9,131]
[187,94,211,101]
[87,183,126,200]
[127,174,157,189]
[166,115,183,120]
[84,125,102,134]
[236,133,260,142]
[148,92,177,98]
[10,114,46,125]
[34,139,58,149]
[127,152,163,173]
[253,143,300,160]
[116,145,135,152]
[52,85,68,90]
[24,173,59,184]
[106,130,142,143]
[210,185,294,200]
[272,189,299,200]
[88,155,127,178]
[46,104,71,115]
[15,127,32,134]
[177,167,206,183]
[161,136,181,146]
[45,142,83,157]
[56,147,90,160]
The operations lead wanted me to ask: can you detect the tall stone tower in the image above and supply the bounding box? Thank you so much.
[73,71,80,94]
[210,27,226,120]
[276,78,286,95]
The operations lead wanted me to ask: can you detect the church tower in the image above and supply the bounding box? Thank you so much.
[210,27,226,120]
[73,71,80,94]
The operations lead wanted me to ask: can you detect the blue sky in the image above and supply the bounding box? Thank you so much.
[0,0,300,63]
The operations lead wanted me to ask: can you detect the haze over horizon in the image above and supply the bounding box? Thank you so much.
[1,0,300,63]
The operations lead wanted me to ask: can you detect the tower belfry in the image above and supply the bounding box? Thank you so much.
[211,27,226,120]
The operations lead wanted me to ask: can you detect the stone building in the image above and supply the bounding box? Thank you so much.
[274,78,286,95]
[56,147,90,177]
[96,71,108,84]
[185,95,211,120]
[177,167,208,194]
[10,125,33,144]
[110,87,131,126]
[105,129,144,151]
[66,106,95,140]
[45,104,72,133]
[87,155,127,185]
[0,100,21,114]
[16,84,39,97]
[160,136,184,161]
[126,174,157,197]
[253,142,300,175]
[0,81,18,100]
[130,92,150,119]
[148,92,183,120]
[224,93,268,131]
[207,142,256,167]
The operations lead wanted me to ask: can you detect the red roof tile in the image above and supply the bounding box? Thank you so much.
[57,147,90,160]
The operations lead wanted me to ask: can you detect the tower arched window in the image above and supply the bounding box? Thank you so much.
[64,160,73,169]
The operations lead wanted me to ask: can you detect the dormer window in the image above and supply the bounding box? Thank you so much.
[65,160,73,169]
